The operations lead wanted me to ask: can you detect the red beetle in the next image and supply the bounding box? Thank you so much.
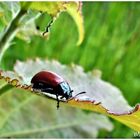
[31,71,85,109]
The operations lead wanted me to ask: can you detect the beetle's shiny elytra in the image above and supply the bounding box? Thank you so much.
[31,71,85,109]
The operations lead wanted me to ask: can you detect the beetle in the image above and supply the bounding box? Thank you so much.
[31,71,86,109]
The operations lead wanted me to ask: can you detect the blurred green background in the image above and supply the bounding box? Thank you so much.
[1,2,140,138]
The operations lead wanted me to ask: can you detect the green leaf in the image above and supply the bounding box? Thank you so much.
[16,10,41,42]
[20,2,65,16]
[0,2,20,36]
[0,59,140,133]
[0,2,20,26]
[20,2,84,45]
[0,2,84,46]
[0,88,113,138]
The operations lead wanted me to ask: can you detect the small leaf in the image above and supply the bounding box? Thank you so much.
[0,59,140,132]
[20,2,84,45]
[0,2,84,45]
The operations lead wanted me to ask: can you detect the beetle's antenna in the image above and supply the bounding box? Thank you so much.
[67,91,86,101]
[75,91,86,98]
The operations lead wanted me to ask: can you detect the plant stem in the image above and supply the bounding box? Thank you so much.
[0,9,26,65]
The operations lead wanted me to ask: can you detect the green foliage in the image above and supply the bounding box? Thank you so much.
[0,2,140,138]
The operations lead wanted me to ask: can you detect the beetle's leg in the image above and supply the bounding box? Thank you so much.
[56,94,59,109]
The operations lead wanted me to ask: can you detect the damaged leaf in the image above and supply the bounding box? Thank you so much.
[0,2,84,44]
[0,59,140,132]
[20,2,84,45]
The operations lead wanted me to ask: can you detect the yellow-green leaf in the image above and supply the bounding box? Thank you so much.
[20,2,84,45]
[20,2,65,16]
[64,2,84,45]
